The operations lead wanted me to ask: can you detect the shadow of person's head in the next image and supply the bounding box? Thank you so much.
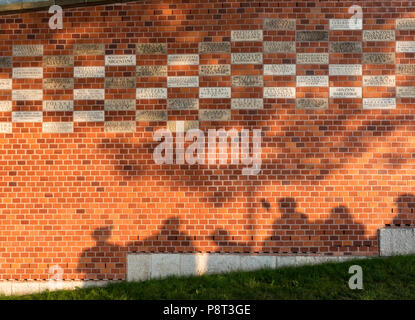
[393,194,415,226]
[278,197,297,216]
[92,225,113,243]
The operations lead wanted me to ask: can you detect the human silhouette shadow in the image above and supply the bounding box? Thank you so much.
[210,228,253,253]
[390,193,415,227]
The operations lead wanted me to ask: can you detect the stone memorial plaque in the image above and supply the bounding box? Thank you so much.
[136,65,167,77]
[396,41,415,53]
[73,44,105,55]
[104,99,136,111]
[136,88,167,99]
[363,98,396,109]
[296,31,328,41]
[329,19,362,30]
[0,79,12,90]
[396,19,415,30]
[13,45,43,56]
[43,78,74,90]
[104,121,136,133]
[199,109,231,121]
[12,90,42,101]
[329,42,362,53]
[297,53,329,64]
[136,110,167,121]
[363,75,395,87]
[0,57,12,68]
[42,122,73,133]
[263,41,296,53]
[231,98,263,109]
[167,98,199,110]
[362,53,395,64]
[231,30,263,42]
[43,55,74,67]
[136,43,167,55]
[264,64,296,75]
[167,76,199,88]
[296,76,329,87]
[12,111,42,122]
[43,100,74,111]
[0,122,12,133]
[199,87,231,99]
[296,98,328,109]
[329,87,362,98]
[263,18,296,31]
[329,64,362,76]
[74,67,105,78]
[73,89,105,100]
[231,75,263,87]
[167,54,199,65]
[105,55,136,66]
[199,64,231,76]
[0,101,12,112]
[105,77,136,89]
[13,67,43,79]
[199,42,231,54]
[231,53,263,64]
[263,87,296,99]
[363,30,395,42]
[397,64,415,75]
[397,86,415,98]
[73,110,105,122]
[167,120,199,133]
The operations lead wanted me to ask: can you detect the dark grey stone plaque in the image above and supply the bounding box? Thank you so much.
[362,53,395,65]
[296,31,328,41]
[199,42,231,54]
[105,77,136,89]
[329,42,362,53]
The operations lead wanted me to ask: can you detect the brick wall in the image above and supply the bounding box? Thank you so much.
[0,0,414,280]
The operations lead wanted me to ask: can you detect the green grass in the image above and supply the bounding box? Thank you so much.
[2,255,415,300]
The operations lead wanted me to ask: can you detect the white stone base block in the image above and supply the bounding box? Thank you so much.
[379,228,415,256]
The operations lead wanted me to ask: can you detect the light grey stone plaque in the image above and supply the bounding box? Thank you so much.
[363,30,395,42]
[296,31,328,41]
[167,76,199,88]
[104,121,136,132]
[73,89,105,100]
[397,64,415,75]
[136,88,167,99]
[0,79,12,90]
[297,53,329,64]
[231,30,263,42]
[232,75,263,87]
[231,53,263,64]
[0,122,12,133]
[263,41,296,53]
[12,90,42,101]
[73,110,105,122]
[43,78,74,90]
[363,98,396,109]
[263,87,296,99]
[199,42,231,54]
[362,53,395,64]
[397,87,415,98]
[363,75,395,87]
[43,55,74,67]
[329,64,362,76]
[105,77,136,89]
[167,99,199,110]
[263,18,296,31]
[329,42,362,53]
[231,98,263,109]
[329,87,362,98]
[296,76,329,87]
[167,120,199,133]
[264,64,296,76]
[43,100,74,111]
[396,41,415,53]
[136,110,167,121]
[104,99,136,111]
[136,65,167,77]
[199,87,231,99]
[13,45,43,56]
[199,109,231,121]
[329,19,362,30]
[42,122,73,133]
[12,111,43,122]
[13,67,43,79]
[0,57,12,68]
[167,54,199,66]
[136,43,167,55]
[0,101,12,111]
[199,65,231,76]
[74,67,105,78]
[73,44,105,55]
[396,19,415,30]
[105,55,136,66]
[296,98,328,109]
